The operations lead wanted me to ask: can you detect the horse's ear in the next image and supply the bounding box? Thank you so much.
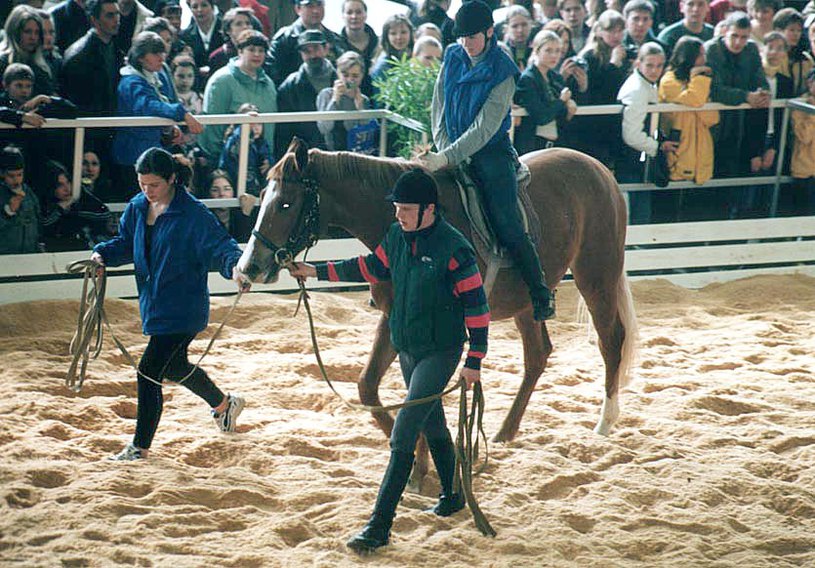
[287,137,310,174]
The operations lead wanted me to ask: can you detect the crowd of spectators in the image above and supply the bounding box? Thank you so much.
[2,0,815,257]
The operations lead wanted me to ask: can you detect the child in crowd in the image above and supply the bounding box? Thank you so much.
[761,31,793,172]
[172,54,203,114]
[40,160,114,251]
[513,30,576,155]
[658,36,720,220]
[0,145,40,255]
[412,35,443,67]
[773,8,811,95]
[1,62,75,118]
[787,68,815,216]
[503,5,536,70]
[218,102,273,196]
[205,169,254,241]
[617,42,676,224]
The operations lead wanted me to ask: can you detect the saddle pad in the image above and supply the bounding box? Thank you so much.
[453,161,542,261]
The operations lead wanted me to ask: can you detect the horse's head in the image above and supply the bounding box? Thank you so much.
[237,138,319,283]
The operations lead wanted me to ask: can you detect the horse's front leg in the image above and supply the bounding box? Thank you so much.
[358,312,398,436]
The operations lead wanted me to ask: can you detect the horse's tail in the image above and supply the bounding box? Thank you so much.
[616,273,638,391]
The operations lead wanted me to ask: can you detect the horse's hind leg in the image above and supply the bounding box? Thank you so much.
[573,269,636,435]
[358,313,398,436]
[494,309,552,442]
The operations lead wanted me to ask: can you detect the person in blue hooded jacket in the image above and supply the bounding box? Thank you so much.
[111,31,203,200]
[417,0,555,321]
[91,147,251,461]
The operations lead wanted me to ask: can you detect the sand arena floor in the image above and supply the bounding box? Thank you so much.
[0,274,813,567]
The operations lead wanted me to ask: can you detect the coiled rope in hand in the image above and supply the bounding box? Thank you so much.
[65,259,242,392]
[291,274,495,536]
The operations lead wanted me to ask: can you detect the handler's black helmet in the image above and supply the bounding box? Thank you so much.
[385,168,438,204]
[453,0,494,38]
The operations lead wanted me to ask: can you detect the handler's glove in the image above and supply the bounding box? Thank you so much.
[417,151,448,173]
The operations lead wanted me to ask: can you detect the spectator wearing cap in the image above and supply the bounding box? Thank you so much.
[199,29,276,162]
[418,0,555,321]
[338,0,378,98]
[286,168,490,555]
[208,7,255,75]
[111,31,203,198]
[180,0,225,76]
[153,0,182,34]
[275,29,336,156]
[50,0,90,54]
[61,0,123,117]
[115,0,154,55]
[265,0,342,87]
[0,145,41,255]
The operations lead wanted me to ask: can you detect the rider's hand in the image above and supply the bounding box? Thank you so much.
[90,252,105,277]
[460,367,480,390]
[417,151,448,173]
[232,266,252,292]
[287,262,317,281]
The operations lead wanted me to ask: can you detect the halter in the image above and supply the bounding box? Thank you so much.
[251,176,321,269]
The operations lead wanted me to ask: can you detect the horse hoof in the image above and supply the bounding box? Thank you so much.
[492,429,517,443]
[593,421,613,436]
[405,476,422,495]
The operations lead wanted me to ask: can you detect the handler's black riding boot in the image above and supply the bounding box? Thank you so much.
[512,237,555,321]
[347,450,415,554]
[425,433,465,517]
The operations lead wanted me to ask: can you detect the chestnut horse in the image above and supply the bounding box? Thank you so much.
[237,139,637,483]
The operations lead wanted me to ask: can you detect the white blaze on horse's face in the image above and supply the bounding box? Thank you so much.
[237,178,278,283]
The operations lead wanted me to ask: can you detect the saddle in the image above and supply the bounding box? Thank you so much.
[450,161,542,295]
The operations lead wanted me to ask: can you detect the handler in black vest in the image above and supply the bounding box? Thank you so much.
[288,168,491,554]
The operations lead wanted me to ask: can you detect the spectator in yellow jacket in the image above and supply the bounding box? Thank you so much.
[659,36,721,219]
[786,69,815,215]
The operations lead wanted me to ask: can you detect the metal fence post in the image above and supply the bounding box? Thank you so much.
[236,122,250,196]
[771,105,791,218]
[71,127,85,199]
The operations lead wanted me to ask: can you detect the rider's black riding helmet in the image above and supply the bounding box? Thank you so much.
[385,168,438,205]
[452,0,494,38]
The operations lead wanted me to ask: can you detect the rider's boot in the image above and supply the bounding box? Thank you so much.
[512,236,555,321]
[347,450,414,554]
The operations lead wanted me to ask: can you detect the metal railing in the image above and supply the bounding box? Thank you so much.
[0,109,426,212]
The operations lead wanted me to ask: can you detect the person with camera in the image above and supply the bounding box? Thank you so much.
[316,50,373,152]
[418,0,555,321]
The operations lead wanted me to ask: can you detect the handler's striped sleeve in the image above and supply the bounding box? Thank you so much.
[315,243,391,283]
[449,248,489,370]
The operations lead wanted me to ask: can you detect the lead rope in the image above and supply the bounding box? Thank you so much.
[65,260,242,392]
[285,254,495,537]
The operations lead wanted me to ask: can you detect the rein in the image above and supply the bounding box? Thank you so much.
[65,259,242,392]
[251,174,494,536]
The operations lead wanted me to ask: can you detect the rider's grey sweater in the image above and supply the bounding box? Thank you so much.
[431,45,515,167]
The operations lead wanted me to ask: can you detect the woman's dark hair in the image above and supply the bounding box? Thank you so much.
[127,31,167,71]
[45,160,69,199]
[135,147,191,188]
[668,35,704,82]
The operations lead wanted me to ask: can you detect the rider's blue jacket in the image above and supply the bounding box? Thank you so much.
[94,188,242,336]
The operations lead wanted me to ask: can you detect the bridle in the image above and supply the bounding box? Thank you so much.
[251,175,321,269]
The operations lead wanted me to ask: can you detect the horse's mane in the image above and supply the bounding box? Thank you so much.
[270,148,412,193]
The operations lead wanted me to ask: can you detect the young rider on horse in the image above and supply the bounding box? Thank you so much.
[417,0,556,321]
[288,168,490,554]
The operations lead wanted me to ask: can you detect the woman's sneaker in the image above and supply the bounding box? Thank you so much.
[109,444,145,461]
[213,394,245,433]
